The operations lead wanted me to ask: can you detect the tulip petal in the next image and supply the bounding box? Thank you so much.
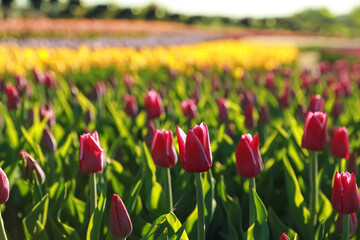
[184,130,211,172]
[176,126,186,164]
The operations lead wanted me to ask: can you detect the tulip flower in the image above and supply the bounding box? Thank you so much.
[348,152,358,175]
[265,72,275,90]
[123,74,133,90]
[330,127,350,159]
[335,213,357,235]
[277,90,290,108]
[124,94,138,117]
[240,90,256,111]
[5,85,20,110]
[0,79,5,93]
[308,95,324,113]
[218,98,229,122]
[279,233,290,240]
[44,71,57,88]
[0,167,9,205]
[235,134,263,178]
[181,99,197,120]
[296,104,307,122]
[14,74,27,96]
[39,106,56,127]
[332,171,360,214]
[109,75,118,90]
[85,109,95,124]
[79,131,105,174]
[32,68,44,83]
[301,75,312,91]
[109,194,133,239]
[19,150,46,184]
[145,122,156,147]
[244,104,257,129]
[332,99,344,120]
[302,111,327,151]
[41,128,57,153]
[144,90,164,120]
[151,129,177,168]
[259,105,270,125]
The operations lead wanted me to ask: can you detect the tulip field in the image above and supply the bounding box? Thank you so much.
[1,32,360,240]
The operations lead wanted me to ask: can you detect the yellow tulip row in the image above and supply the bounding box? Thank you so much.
[0,39,298,76]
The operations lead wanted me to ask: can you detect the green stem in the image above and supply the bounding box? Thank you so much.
[342,214,350,240]
[0,209,8,240]
[249,178,256,226]
[164,168,173,212]
[310,151,318,227]
[89,173,97,215]
[195,173,205,240]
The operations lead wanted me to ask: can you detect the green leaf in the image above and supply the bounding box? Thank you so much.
[0,102,18,148]
[144,213,188,240]
[23,194,49,238]
[268,207,297,239]
[125,179,143,216]
[314,220,326,240]
[86,192,107,240]
[250,189,269,240]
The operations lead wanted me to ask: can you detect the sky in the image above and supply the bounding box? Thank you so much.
[82,0,360,18]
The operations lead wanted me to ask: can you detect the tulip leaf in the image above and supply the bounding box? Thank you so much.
[20,125,38,153]
[318,192,332,223]
[56,89,74,124]
[184,207,198,239]
[272,123,289,139]
[23,194,49,239]
[247,189,269,240]
[283,152,312,239]
[0,102,18,149]
[203,170,216,225]
[268,207,297,239]
[86,192,107,240]
[75,91,96,115]
[106,99,129,138]
[260,131,278,156]
[314,220,327,240]
[126,179,143,216]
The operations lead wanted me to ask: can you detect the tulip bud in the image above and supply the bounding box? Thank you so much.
[144,90,164,120]
[217,98,229,122]
[79,131,105,174]
[41,128,57,153]
[145,122,156,148]
[44,71,57,88]
[265,72,275,90]
[301,75,312,91]
[151,129,178,168]
[0,167,9,204]
[259,105,270,125]
[0,79,6,93]
[282,67,292,78]
[109,75,118,90]
[28,109,35,126]
[14,74,27,96]
[181,99,197,120]
[226,123,235,137]
[308,95,324,113]
[335,213,357,235]
[123,74,133,90]
[6,85,20,110]
[245,104,257,129]
[296,104,307,122]
[279,233,290,240]
[109,194,133,239]
[192,87,200,103]
[302,111,327,151]
[236,134,263,178]
[176,122,212,173]
[240,90,256,111]
[332,99,344,120]
[331,171,360,214]
[39,106,56,127]
[32,68,44,83]
[277,90,290,108]
[85,109,95,125]
[19,150,46,184]
[348,152,358,175]
[330,127,350,159]
[123,94,138,117]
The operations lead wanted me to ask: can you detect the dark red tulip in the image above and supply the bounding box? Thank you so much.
[282,67,292,78]
[0,167,9,204]
[330,127,350,159]
[44,71,57,88]
[192,87,200,103]
[308,95,324,113]
[331,171,360,214]
[277,90,290,108]
[279,233,290,240]
[6,85,20,110]
[19,150,46,184]
[265,72,275,90]
[333,83,344,98]
[244,104,257,129]
[32,68,44,83]
[40,106,56,127]
[123,94,138,117]
[296,104,307,122]
[28,109,35,126]
[226,123,235,137]
[348,152,359,175]
[236,134,263,178]
[332,99,344,120]
[85,109,95,124]
[301,111,327,151]
[0,79,6,93]
[145,122,156,148]
[319,61,331,74]
[218,98,229,122]
[181,99,197,120]
[109,75,118,90]
[41,128,57,153]
[322,88,329,101]
[240,90,256,111]
[336,213,357,235]
[211,75,221,93]
[259,105,270,125]
[151,129,178,168]
[144,90,164,120]
[79,131,105,174]
[340,72,352,97]
[14,74,27,96]
[109,193,133,239]
[301,75,312,91]
[176,122,212,173]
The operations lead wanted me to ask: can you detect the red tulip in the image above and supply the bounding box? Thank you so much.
[282,67,292,78]
[6,85,20,110]
[308,95,324,113]
[259,105,270,125]
[279,233,290,240]
[277,90,290,108]
[296,104,307,122]
[0,79,5,93]
[0,167,9,204]
[332,99,344,120]
[151,129,178,168]
[44,71,57,88]
[79,131,105,174]
[40,106,56,127]
[145,122,156,148]
[348,152,359,175]
[85,109,95,124]
[331,171,360,214]
[218,98,229,122]
[235,134,263,178]
[181,99,197,120]
[123,74,133,89]
[330,127,350,159]
[245,104,257,129]
[41,128,57,153]
[144,90,164,120]
[123,94,138,117]
[302,112,327,151]
[14,74,27,96]
[19,150,46,184]
[32,68,44,83]
[265,72,275,90]
[176,122,212,173]
[240,90,256,111]
[335,212,357,235]
[109,194,133,239]
[301,75,312,91]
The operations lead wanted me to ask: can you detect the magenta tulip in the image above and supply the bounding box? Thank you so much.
[301,112,327,151]
[109,194,133,239]
[330,127,350,159]
[79,131,105,174]
[151,129,178,168]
